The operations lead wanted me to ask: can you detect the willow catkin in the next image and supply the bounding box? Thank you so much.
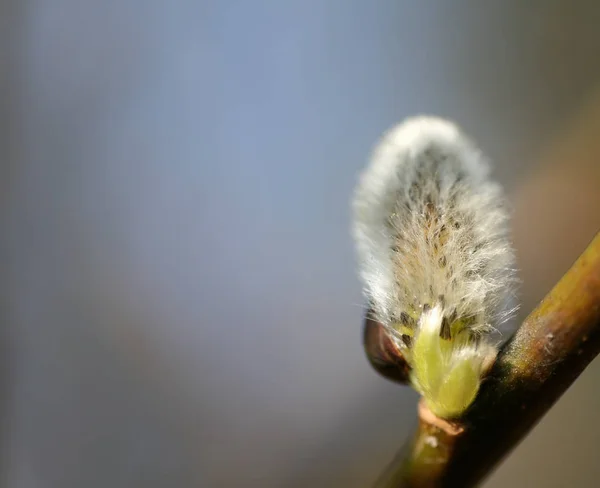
[352,116,517,418]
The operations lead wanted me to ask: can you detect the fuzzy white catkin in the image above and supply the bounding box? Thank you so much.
[352,116,518,418]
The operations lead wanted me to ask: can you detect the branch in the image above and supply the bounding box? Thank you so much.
[367,230,600,487]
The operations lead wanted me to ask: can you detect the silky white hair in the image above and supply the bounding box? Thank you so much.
[352,116,517,338]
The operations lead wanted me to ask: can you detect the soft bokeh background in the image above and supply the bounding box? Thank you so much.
[1,1,600,487]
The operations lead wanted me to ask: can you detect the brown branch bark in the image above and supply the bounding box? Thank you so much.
[368,230,600,487]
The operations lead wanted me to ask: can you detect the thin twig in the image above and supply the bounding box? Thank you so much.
[369,230,600,487]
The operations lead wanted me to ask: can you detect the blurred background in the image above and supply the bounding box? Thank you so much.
[1,1,600,487]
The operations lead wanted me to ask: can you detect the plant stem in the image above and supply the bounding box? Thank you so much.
[373,230,600,487]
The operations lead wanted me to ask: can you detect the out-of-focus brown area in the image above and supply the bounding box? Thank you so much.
[1,2,600,487]
[514,89,600,312]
